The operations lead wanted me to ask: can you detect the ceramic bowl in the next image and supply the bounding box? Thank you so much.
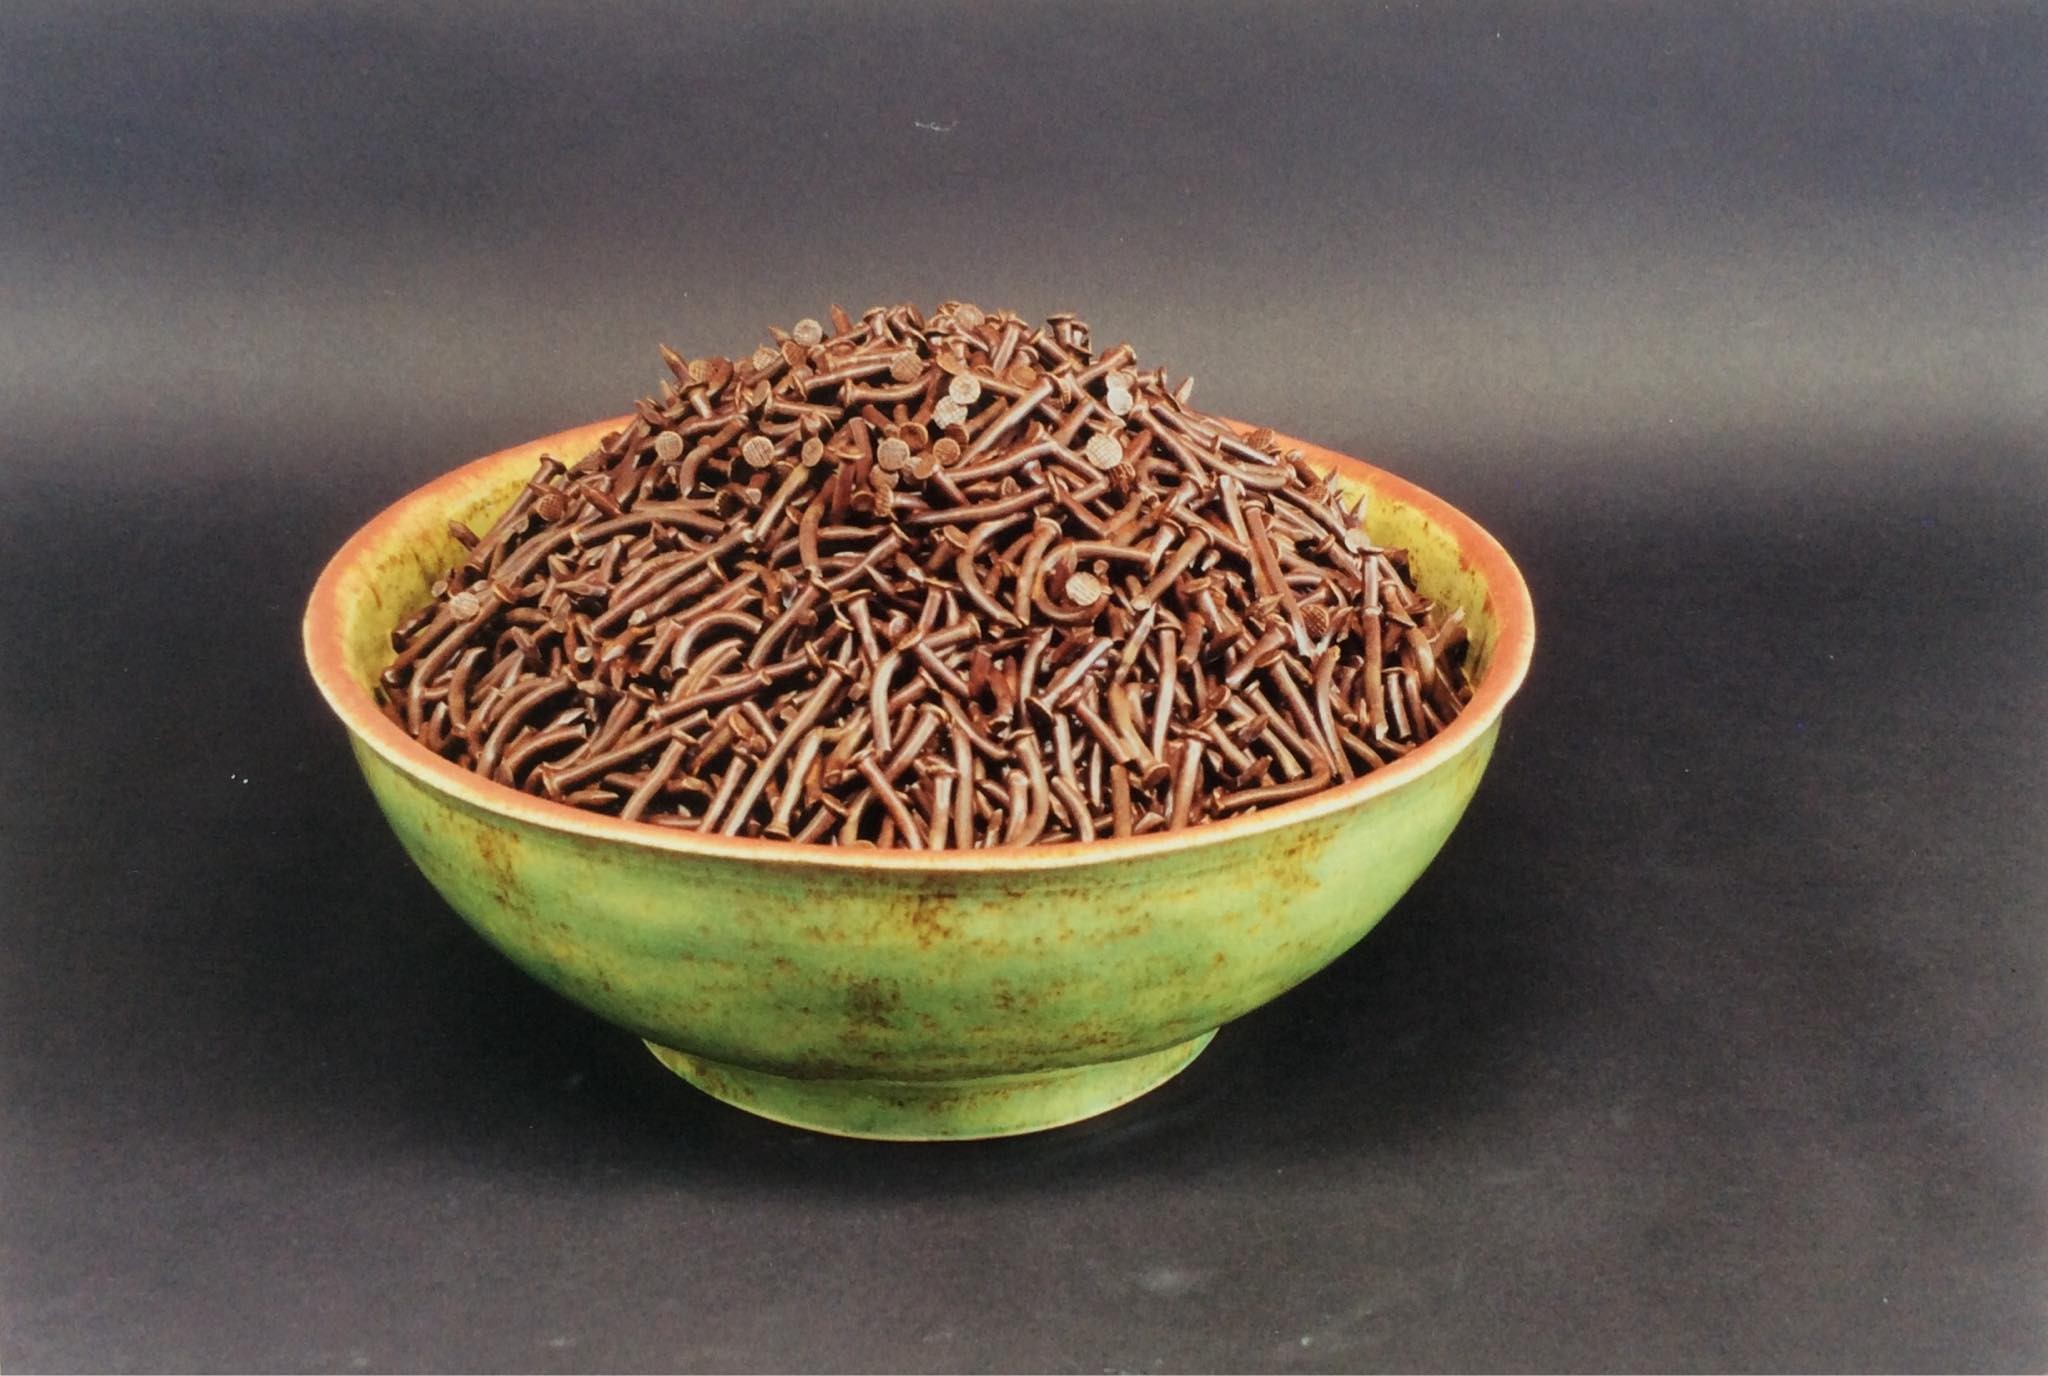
[303,417,1534,1139]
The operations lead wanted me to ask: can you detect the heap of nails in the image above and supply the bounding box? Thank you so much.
[379,302,1473,848]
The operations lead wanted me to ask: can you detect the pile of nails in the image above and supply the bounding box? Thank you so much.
[378,302,1472,849]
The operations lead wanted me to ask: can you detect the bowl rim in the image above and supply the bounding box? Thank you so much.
[304,414,1534,873]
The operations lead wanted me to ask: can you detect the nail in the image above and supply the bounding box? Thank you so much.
[856,755,926,849]
[1312,645,1354,782]
[721,665,849,835]
[1109,761,1134,837]
[1168,738,1205,830]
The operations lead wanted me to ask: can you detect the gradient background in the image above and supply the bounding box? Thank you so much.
[3,3,2044,1371]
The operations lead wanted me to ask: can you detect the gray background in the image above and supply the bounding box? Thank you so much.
[3,2,2045,1371]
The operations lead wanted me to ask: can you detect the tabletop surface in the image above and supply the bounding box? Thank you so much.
[3,3,2043,1371]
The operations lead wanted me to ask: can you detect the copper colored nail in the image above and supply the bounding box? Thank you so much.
[1109,761,1134,837]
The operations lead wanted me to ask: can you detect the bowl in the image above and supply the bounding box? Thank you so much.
[303,416,1534,1139]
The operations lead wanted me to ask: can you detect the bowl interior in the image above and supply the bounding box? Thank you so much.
[309,415,1533,862]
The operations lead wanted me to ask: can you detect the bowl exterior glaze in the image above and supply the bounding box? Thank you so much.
[307,418,1532,1138]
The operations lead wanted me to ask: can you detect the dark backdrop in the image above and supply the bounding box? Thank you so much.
[3,3,2044,1371]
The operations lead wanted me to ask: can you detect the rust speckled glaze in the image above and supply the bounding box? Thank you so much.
[304,416,1535,1139]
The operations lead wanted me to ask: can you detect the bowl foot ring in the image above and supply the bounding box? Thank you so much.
[645,1030,1217,1141]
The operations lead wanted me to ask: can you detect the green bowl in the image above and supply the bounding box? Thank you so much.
[304,417,1534,1139]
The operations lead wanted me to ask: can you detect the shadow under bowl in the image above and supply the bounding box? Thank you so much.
[303,417,1534,1139]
